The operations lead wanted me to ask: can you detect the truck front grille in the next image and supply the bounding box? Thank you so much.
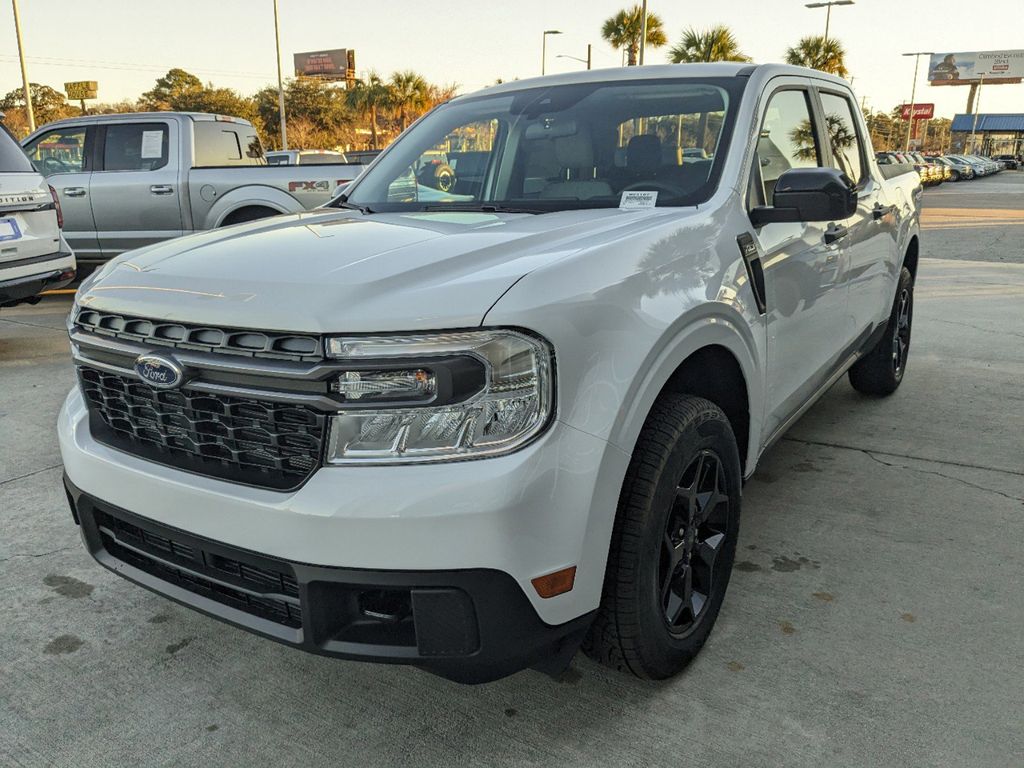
[80,368,327,491]
[74,309,322,362]
[93,507,303,629]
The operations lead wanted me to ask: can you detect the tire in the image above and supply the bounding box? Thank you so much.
[951,170,961,182]
[848,265,914,396]
[583,394,742,679]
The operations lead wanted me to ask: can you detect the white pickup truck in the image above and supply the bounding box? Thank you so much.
[60,64,921,683]
[21,112,365,264]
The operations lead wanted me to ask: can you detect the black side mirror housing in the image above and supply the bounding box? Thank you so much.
[750,167,857,226]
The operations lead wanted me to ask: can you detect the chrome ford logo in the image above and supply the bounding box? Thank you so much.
[134,354,184,389]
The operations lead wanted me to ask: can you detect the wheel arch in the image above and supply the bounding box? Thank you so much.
[903,234,919,279]
[201,186,302,230]
[608,314,763,479]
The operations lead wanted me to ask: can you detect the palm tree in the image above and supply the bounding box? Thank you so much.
[346,72,391,149]
[389,70,429,132]
[668,25,751,63]
[601,5,667,66]
[784,36,849,78]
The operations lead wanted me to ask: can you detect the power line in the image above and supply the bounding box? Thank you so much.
[0,54,274,80]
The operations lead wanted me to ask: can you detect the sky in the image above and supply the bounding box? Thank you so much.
[2,0,1023,120]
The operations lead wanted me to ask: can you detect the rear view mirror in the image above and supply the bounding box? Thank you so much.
[750,167,857,226]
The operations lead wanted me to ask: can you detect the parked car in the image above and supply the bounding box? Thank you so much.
[0,120,75,309]
[60,63,922,684]
[993,154,1019,170]
[21,113,366,264]
[930,155,973,181]
[345,149,383,165]
[948,154,988,177]
[265,149,350,165]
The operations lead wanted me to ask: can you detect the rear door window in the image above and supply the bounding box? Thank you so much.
[101,123,169,171]
[0,124,34,173]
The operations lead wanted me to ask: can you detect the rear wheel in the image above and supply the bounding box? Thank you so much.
[848,265,914,396]
[583,395,741,679]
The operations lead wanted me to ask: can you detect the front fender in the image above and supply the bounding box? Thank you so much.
[201,186,302,230]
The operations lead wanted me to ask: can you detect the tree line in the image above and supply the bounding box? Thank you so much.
[0,68,457,151]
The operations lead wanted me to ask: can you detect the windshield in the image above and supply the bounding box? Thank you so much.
[343,77,746,212]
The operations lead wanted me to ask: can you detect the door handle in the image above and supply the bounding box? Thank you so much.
[150,185,174,195]
[63,187,86,197]
[824,223,849,245]
[873,203,895,221]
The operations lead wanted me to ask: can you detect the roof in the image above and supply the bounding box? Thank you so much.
[951,113,1024,132]
[25,112,254,137]
[462,63,849,99]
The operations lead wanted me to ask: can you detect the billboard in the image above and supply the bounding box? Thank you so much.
[900,103,935,120]
[928,50,1024,85]
[64,81,98,100]
[293,49,354,80]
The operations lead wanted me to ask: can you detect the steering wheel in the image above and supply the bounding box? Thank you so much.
[621,179,686,198]
[41,157,69,175]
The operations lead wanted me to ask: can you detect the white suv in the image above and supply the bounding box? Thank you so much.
[0,121,75,308]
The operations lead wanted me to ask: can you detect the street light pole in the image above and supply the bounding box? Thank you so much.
[804,1,855,45]
[273,0,288,150]
[638,0,649,65]
[542,30,562,76]
[11,0,35,133]
[902,51,933,151]
[557,45,593,70]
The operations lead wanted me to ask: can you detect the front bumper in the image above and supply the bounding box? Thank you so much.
[59,385,629,680]
[65,477,592,683]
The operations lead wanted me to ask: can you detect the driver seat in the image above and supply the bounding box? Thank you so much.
[540,134,612,201]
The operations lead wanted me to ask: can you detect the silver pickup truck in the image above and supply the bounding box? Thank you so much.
[21,112,365,263]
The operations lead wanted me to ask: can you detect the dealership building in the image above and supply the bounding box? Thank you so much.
[950,114,1024,155]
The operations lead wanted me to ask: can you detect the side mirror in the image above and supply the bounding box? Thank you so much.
[750,167,857,226]
[332,182,351,198]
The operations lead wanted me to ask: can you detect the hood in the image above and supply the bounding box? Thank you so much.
[80,207,694,333]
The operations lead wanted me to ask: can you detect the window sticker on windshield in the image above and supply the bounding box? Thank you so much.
[619,190,658,209]
[140,130,163,159]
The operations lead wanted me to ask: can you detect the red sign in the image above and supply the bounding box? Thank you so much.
[900,103,935,120]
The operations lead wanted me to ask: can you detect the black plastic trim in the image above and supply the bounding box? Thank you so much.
[65,476,593,684]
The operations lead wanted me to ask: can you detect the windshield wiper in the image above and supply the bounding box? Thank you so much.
[419,203,545,214]
[332,195,374,214]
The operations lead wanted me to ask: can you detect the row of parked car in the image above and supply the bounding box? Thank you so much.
[875,150,1018,185]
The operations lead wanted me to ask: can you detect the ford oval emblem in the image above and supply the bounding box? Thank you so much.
[134,354,184,389]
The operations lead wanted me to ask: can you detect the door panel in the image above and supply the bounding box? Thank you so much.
[22,125,101,259]
[89,120,184,257]
[817,90,895,340]
[748,86,850,441]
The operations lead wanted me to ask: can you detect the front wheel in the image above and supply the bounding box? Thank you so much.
[848,265,914,395]
[583,395,742,679]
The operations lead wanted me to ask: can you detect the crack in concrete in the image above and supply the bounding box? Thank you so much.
[0,317,67,333]
[931,318,1024,340]
[784,437,1024,503]
[0,546,74,564]
[0,463,63,487]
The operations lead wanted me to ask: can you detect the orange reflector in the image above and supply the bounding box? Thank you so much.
[531,566,577,598]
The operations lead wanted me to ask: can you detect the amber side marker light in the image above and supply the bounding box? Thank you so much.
[531,566,577,598]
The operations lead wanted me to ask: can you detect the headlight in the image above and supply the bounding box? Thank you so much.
[324,329,554,463]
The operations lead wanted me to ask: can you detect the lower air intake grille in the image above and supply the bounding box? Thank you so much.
[79,367,327,490]
[94,508,302,629]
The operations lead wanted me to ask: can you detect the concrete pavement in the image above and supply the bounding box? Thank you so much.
[1,178,1022,767]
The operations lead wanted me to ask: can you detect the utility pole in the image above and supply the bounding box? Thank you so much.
[11,0,35,132]
[638,0,648,65]
[273,0,288,150]
[902,51,932,152]
[587,43,592,70]
[542,30,562,76]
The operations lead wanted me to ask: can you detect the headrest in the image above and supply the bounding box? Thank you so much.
[627,134,662,174]
[554,135,594,170]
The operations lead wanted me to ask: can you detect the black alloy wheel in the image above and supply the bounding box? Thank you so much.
[659,449,730,636]
[892,285,912,379]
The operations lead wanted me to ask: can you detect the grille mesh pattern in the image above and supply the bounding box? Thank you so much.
[95,509,302,628]
[80,368,327,490]
[75,310,322,361]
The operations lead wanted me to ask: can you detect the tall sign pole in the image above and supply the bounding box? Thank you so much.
[969,73,985,154]
[638,0,649,65]
[11,0,35,132]
[273,0,288,150]
[901,51,932,151]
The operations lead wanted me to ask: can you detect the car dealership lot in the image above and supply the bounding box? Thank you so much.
[2,176,1022,767]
